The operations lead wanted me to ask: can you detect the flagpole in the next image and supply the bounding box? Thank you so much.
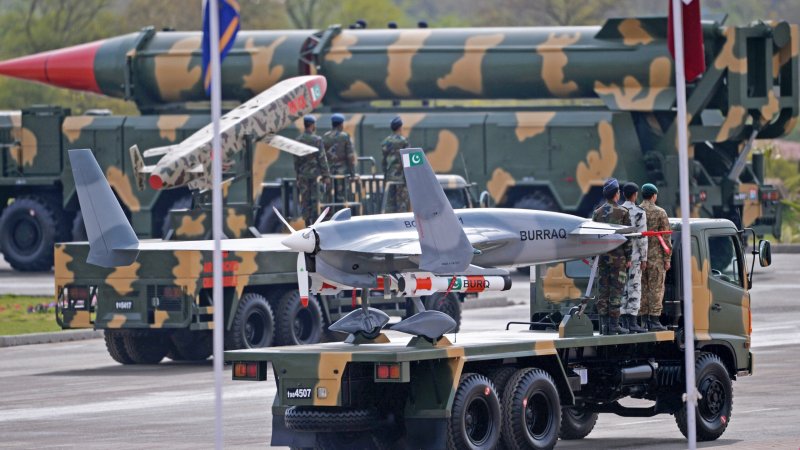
[207,0,224,449]
[671,0,697,448]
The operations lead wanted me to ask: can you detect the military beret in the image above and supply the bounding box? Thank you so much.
[642,183,658,196]
[331,113,345,125]
[387,21,398,29]
[303,115,316,125]
[622,182,639,198]
[390,116,403,130]
[602,178,619,197]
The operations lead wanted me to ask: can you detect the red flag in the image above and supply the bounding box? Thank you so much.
[668,0,706,82]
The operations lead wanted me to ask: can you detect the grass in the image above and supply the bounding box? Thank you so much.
[0,295,62,336]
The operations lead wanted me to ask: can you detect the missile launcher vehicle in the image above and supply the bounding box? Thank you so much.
[0,16,795,275]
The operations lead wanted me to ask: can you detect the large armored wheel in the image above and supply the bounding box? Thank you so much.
[425,292,462,333]
[501,368,560,450]
[275,290,323,346]
[447,373,501,450]
[559,406,598,440]
[675,353,733,441]
[104,330,134,364]
[226,292,275,349]
[0,196,64,271]
[122,333,169,364]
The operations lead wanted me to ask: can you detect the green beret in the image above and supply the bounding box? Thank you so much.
[641,183,658,196]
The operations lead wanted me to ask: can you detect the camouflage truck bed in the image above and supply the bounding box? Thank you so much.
[226,329,676,363]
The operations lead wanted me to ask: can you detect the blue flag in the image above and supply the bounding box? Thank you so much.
[202,0,241,95]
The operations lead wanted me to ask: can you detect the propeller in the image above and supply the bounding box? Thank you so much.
[273,207,331,308]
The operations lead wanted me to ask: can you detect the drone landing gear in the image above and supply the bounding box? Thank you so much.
[328,289,390,344]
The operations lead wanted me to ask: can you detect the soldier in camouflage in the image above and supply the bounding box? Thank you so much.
[381,116,410,213]
[592,178,632,335]
[620,182,648,333]
[322,113,357,203]
[295,115,330,226]
[639,183,671,331]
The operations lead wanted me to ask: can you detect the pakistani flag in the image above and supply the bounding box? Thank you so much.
[403,151,425,168]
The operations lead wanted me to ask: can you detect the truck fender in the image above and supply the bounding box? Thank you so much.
[527,354,575,406]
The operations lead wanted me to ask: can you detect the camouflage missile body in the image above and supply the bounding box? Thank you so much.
[144,75,326,190]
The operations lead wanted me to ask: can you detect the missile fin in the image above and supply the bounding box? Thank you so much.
[268,134,319,156]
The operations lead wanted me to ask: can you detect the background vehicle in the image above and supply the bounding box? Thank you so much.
[54,174,478,364]
[1,16,795,271]
[225,218,771,449]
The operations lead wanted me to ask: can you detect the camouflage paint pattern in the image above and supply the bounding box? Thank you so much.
[381,132,410,213]
[533,218,752,370]
[294,130,329,225]
[640,198,672,316]
[621,200,647,316]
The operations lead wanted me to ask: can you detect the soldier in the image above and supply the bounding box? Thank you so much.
[322,113,357,203]
[381,116,410,213]
[620,182,648,333]
[592,178,632,335]
[639,183,671,331]
[295,115,330,226]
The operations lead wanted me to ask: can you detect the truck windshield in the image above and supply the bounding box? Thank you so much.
[708,235,742,287]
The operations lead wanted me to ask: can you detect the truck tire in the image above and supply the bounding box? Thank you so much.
[104,330,135,365]
[425,292,462,333]
[275,291,323,346]
[226,292,275,349]
[559,407,598,440]
[447,373,501,450]
[168,330,212,361]
[486,365,518,399]
[675,353,733,441]
[123,333,169,364]
[0,196,62,271]
[501,368,560,450]
[284,406,378,432]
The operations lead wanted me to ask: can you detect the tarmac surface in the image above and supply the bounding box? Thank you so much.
[0,255,798,448]
[0,257,53,296]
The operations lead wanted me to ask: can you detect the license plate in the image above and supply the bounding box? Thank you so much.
[286,387,312,399]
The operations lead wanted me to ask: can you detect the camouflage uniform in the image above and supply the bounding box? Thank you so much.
[322,129,356,203]
[381,133,410,213]
[621,200,647,315]
[640,199,672,316]
[592,201,632,317]
[295,131,330,225]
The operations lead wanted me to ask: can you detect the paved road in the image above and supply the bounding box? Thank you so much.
[0,257,53,296]
[0,256,798,448]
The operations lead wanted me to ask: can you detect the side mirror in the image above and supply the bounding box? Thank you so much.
[479,190,493,208]
[758,240,771,267]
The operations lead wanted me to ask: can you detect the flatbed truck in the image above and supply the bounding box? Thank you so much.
[225,218,771,449]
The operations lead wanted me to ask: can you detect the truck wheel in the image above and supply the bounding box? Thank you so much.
[675,353,733,441]
[501,368,560,450]
[226,292,275,349]
[425,292,462,333]
[0,196,62,271]
[275,291,323,346]
[487,365,518,399]
[168,330,212,361]
[447,373,501,450]
[559,407,598,440]
[123,333,168,364]
[104,330,135,365]
[284,406,379,432]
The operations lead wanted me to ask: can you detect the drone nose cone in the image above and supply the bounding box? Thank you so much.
[282,229,316,253]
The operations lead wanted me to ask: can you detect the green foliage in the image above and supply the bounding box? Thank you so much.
[761,143,800,242]
[0,295,61,336]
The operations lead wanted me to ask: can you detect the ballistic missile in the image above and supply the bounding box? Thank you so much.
[136,75,326,191]
[0,19,708,109]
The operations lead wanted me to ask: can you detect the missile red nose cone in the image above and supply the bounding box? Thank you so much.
[149,174,164,190]
[0,39,103,94]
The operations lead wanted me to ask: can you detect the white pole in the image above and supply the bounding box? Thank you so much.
[208,0,224,449]
[671,0,697,448]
